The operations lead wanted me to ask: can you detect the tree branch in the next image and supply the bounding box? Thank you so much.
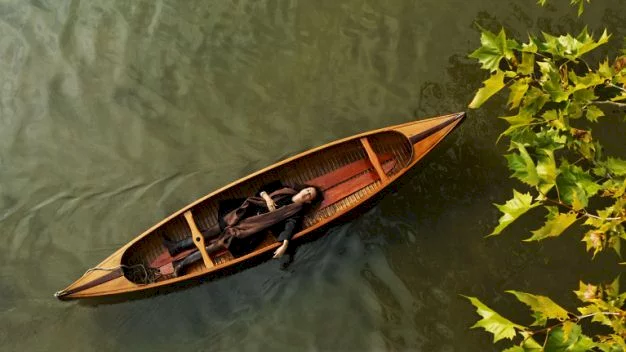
[540,197,623,221]
[609,83,626,94]
[519,311,623,347]
[576,312,622,320]
[593,101,626,109]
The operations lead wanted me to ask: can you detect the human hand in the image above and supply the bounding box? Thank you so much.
[273,241,288,258]
[260,191,276,211]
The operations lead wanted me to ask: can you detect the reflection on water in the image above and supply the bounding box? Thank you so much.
[1,0,624,350]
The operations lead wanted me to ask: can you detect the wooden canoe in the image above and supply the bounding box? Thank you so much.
[55,112,466,300]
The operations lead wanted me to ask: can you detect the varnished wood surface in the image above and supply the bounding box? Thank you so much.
[183,211,214,269]
[360,137,389,183]
[56,112,465,299]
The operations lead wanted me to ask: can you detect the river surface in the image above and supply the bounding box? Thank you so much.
[1,0,625,351]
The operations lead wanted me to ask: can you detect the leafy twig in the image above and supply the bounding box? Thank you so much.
[576,312,622,320]
[541,196,623,221]
[520,311,622,346]
[609,83,626,94]
[593,101,626,109]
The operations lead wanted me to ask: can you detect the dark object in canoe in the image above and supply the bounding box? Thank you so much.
[55,112,466,300]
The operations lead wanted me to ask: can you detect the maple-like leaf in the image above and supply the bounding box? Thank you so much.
[585,105,605,122]
[505,143,539,187]
[525,206,578,241]
[536,148,558,193]
[556,163,602,210]
[582,230,605,257]
[469,70,507,108]
[606,157,626,176]
[464,296,523,342]
[490,190,540,236]
[507,78,531,110]
[544,325,596,352]
[499,112,534,140]
[507,290,570,326]
[520,86,549,115]
[537,60,570,102]
[469,28,518,72]
[574,281,599,302]
[540,27,610,61]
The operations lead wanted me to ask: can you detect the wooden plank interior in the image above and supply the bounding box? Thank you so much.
[120,132,414,284]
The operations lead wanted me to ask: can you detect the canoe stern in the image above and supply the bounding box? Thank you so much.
[393,112,465,166]
[55,248,137,300]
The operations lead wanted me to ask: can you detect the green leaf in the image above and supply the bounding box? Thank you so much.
[601,178,626,198]
[606,276,620,300]
[507,290,570,326]
[609,234,621,257]
[538,60,570,102]
[525,206,578,241]
[469,70,507,108]
[599,59,613,78]
[561,321,577,343]
[536,148,558,193]
[519,52,536,75]
[585,105,605,122]
[469,28,516,72]
[596,335,626,352]
[520,87,550,115]
[503,338,543,352]
[574,281,599,302]
[572,89,598,106]
[576,28,611,59]
[464,296,523,342]
[490,190,541,236]
[569,71,604,93]
[541,27,611,61]
[582,230,605,257]
[506,143,539,186]
[577,304,614,327]
[499,112,534,139]
[556,163,602,210]
[508,78,531,109]
[544,325,596,352]
[606,158,626,176]
[575,0,585,16]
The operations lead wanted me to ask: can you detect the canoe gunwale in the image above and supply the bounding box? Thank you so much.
[120,130,413,255]
[57,112,466,299]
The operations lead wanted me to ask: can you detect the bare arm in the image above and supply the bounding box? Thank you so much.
[259,191,276,211]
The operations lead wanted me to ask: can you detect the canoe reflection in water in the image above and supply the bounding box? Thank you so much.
[163,181,322,276]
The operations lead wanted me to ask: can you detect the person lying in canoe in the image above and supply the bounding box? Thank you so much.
[164,181,321,276]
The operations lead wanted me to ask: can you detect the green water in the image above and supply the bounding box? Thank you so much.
[1,0,624,350]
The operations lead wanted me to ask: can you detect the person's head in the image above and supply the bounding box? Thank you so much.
[292,186,318,204]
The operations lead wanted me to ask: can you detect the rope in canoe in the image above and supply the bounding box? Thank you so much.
[54,264,159,298]
[84,264,150,283]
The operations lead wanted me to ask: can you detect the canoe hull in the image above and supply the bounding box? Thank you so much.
[56,112,465,300]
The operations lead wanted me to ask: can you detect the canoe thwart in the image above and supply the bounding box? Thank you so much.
[360,137,389,183]
[183,211,215,269]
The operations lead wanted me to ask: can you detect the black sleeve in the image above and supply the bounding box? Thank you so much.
[257,180,284,196]
[276,215,300,242]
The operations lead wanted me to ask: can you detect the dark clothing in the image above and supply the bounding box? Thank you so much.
[168,183,306,275]
[216,190,302,256]
[211,187,302,248]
